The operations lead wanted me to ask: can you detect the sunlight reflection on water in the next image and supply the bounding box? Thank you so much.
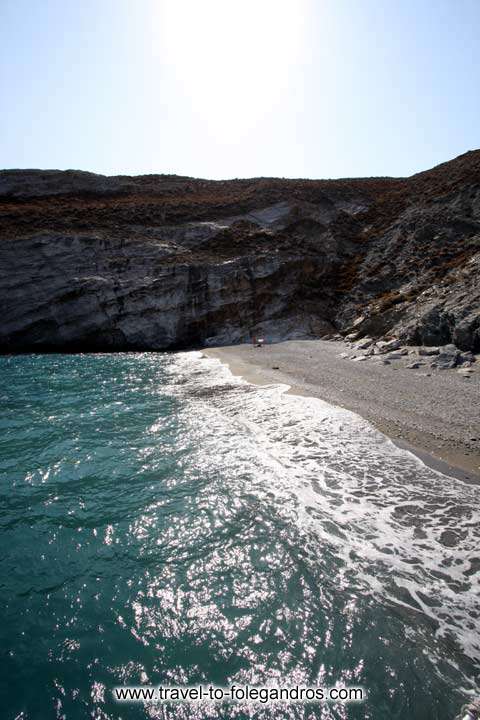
[0,352,478,719]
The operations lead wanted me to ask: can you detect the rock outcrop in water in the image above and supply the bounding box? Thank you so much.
[1,150,479,352]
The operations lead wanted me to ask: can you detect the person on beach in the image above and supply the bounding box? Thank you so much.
[251,333,265,348]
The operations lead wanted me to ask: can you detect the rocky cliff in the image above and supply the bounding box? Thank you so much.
[1,151,479,352]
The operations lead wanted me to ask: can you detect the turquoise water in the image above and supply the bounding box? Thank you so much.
[0,353,479,719]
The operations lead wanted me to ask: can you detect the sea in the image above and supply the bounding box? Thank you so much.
[0,352,479,720]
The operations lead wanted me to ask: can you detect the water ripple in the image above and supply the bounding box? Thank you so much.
[0,352,478,719]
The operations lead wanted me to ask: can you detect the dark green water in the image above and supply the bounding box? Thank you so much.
[0,353,479,719]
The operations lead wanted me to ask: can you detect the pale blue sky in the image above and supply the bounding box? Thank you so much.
[1,0,478,179]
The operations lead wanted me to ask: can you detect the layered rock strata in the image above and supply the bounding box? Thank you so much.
[1,150,479,352]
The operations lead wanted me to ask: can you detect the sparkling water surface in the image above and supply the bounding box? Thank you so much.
[0,352,479,719]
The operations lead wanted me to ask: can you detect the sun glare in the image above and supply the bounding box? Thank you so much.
[157,0,307,141]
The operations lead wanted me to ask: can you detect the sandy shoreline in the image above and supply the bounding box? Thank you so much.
[204,339,480,484]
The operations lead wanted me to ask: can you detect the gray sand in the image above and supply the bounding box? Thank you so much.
[204,339,480,483]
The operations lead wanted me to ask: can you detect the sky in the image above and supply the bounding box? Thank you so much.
[0,0,479,180]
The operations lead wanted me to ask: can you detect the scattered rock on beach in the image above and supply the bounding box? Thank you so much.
[459,351,475,365]
[385,351,407,360]
[354,337,374,350]
[418,346,440,356]
[433,344,460,369]
[457,368,473,377]
[379,339,402,353]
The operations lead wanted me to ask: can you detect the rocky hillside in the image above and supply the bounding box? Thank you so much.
[1,151,479,352]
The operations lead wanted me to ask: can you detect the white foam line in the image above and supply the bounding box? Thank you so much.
[167,351,480,673]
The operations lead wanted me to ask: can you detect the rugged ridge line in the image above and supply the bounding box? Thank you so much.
[1,151,479,352]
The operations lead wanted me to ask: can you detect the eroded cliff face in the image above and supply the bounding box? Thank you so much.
[1,151,479,352]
